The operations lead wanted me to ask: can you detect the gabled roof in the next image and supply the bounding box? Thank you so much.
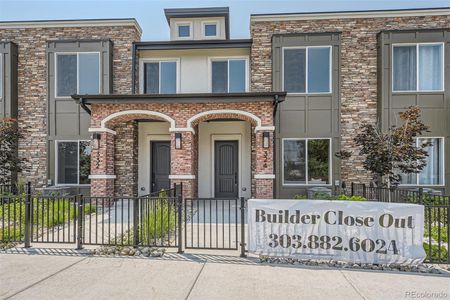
[164,7,230,39]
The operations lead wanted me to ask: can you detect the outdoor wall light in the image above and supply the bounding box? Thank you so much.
[175,133,182,149]
[263,132,270,148]
[91,132,101,149]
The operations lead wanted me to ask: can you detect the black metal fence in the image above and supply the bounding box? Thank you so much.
[0,182,29,195]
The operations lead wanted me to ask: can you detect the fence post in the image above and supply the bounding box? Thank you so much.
[76,195,83,250]
[362,184,366,198]
[177,183,184,254]
[133,197,139,247]
[418,188,423,205]
[24,182,31,248]
[240,197,246,258]
[351,182,354,197]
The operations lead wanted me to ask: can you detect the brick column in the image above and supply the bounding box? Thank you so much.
[254,130,275,199]
[90,131,116,197]
[170,131,197,199]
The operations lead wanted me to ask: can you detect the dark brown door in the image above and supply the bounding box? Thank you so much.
[151,141,171,193]
[214,141,238,198]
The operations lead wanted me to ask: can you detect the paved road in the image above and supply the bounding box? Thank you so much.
[1,248,449,300]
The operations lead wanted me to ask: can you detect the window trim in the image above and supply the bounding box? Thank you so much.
[399,137,445,187]
[175,21,193,39]
[55,140,91,186]
[0,54,3,100]
[54,52,101,99]
[201,20,220,39]
[281,137,333,186]
[391,42,445,93]
[139,58,180,94]
[281,46,333,95]
[208,56,249,93]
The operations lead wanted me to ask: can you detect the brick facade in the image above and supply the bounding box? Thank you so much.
[89,101,275,198]
[0,24,141,188]
[250,15,450,184]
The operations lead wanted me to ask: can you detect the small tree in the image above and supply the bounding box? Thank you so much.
[337,106,430,187]
[0,118,23,184]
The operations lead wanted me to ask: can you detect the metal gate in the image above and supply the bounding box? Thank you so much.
[184,197,246,255]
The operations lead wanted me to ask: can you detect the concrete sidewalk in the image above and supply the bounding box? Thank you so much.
[1,249,449,300]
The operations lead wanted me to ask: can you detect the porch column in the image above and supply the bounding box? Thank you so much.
[254,130,275,199]
[170,130,197,199]
[90,131,116,197]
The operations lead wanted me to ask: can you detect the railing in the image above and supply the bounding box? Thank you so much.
[0,182,29,195]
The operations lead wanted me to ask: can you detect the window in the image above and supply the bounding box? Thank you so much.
[399,138,444,186]
[143,61,177,94]
[56,141,91,185]
[211,59,247,93]
[202,21,219,38]
[283,138,331,185]
[0,55,3,99]
[56,52,100,97]
[393,43,444,92]
[283,47,331,93]
[177,24,191,38]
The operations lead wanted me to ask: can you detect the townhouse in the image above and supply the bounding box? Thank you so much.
[0,7,449,198]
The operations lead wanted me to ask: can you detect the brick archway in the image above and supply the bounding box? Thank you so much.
[96,109,177,132]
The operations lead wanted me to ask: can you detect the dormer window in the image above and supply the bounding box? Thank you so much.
[202,21,219,38]
[176,21,192,39]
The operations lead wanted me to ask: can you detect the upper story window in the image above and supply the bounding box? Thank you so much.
[56,52,100,97]
[282,138,331,185]
[283,46,332,94]
[176,22,192,39]
[393,43,444,92]
[211,58,247,93]
[56,140,91,185]
[202,21,219,38]
[399,137,444,186]
[143,60,178,94]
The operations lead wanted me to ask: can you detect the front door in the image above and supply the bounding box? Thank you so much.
[151,141,171,193]
[214,141,238,198]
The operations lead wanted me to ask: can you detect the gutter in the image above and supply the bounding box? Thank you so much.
[131,43,137,94]
[79,97,91,115]
[272,93,285,118]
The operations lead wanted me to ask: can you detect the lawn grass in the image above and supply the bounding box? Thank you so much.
[0,197,95,242]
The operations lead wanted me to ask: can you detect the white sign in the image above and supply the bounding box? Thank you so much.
[248,199,426,264]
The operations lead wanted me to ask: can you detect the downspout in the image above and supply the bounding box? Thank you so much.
[79,97,91,115]
[272,94,285,198]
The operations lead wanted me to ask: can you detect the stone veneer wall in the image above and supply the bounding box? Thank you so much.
[0,25,141,188]
[250,15,450,184]
[114,121,139,197]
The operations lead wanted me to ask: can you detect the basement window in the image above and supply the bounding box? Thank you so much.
[56,140,91,185]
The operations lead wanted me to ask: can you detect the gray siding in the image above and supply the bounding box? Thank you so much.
[0,42,18,119]
[378,29,450,194]
[46,40,113,192]
[272,33,341,198]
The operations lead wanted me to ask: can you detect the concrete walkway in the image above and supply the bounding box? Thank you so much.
[1,248,449,300]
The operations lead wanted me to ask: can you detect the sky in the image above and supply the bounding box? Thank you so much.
[1,0,449,40]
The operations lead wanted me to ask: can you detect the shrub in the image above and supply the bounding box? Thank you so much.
[424,225,448,244]
[294,192,366,201]
[140,197,177,245]
[423,242,448,262]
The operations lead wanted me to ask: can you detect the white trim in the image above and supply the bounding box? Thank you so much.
[201,20,220,39]
[392,43,445,93]
[207,56,249,93]
[139,58,180,94]
[0,19,142,34]
[399,137,445,187]
[255,174,276,179]
[211,135,242,198]
[100,110,176,130]
[282,46,332,95]
[251,8,450,22]
[255,126,275,132]
[169,127,195,133]
[88,174,116,179]
[55,52,101,99]
[168,174,196,180]
[186,109,262,132]
[174,21,193,40]
[0,54,3,100]
[281,137,333,186]
[88,127,117,135]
